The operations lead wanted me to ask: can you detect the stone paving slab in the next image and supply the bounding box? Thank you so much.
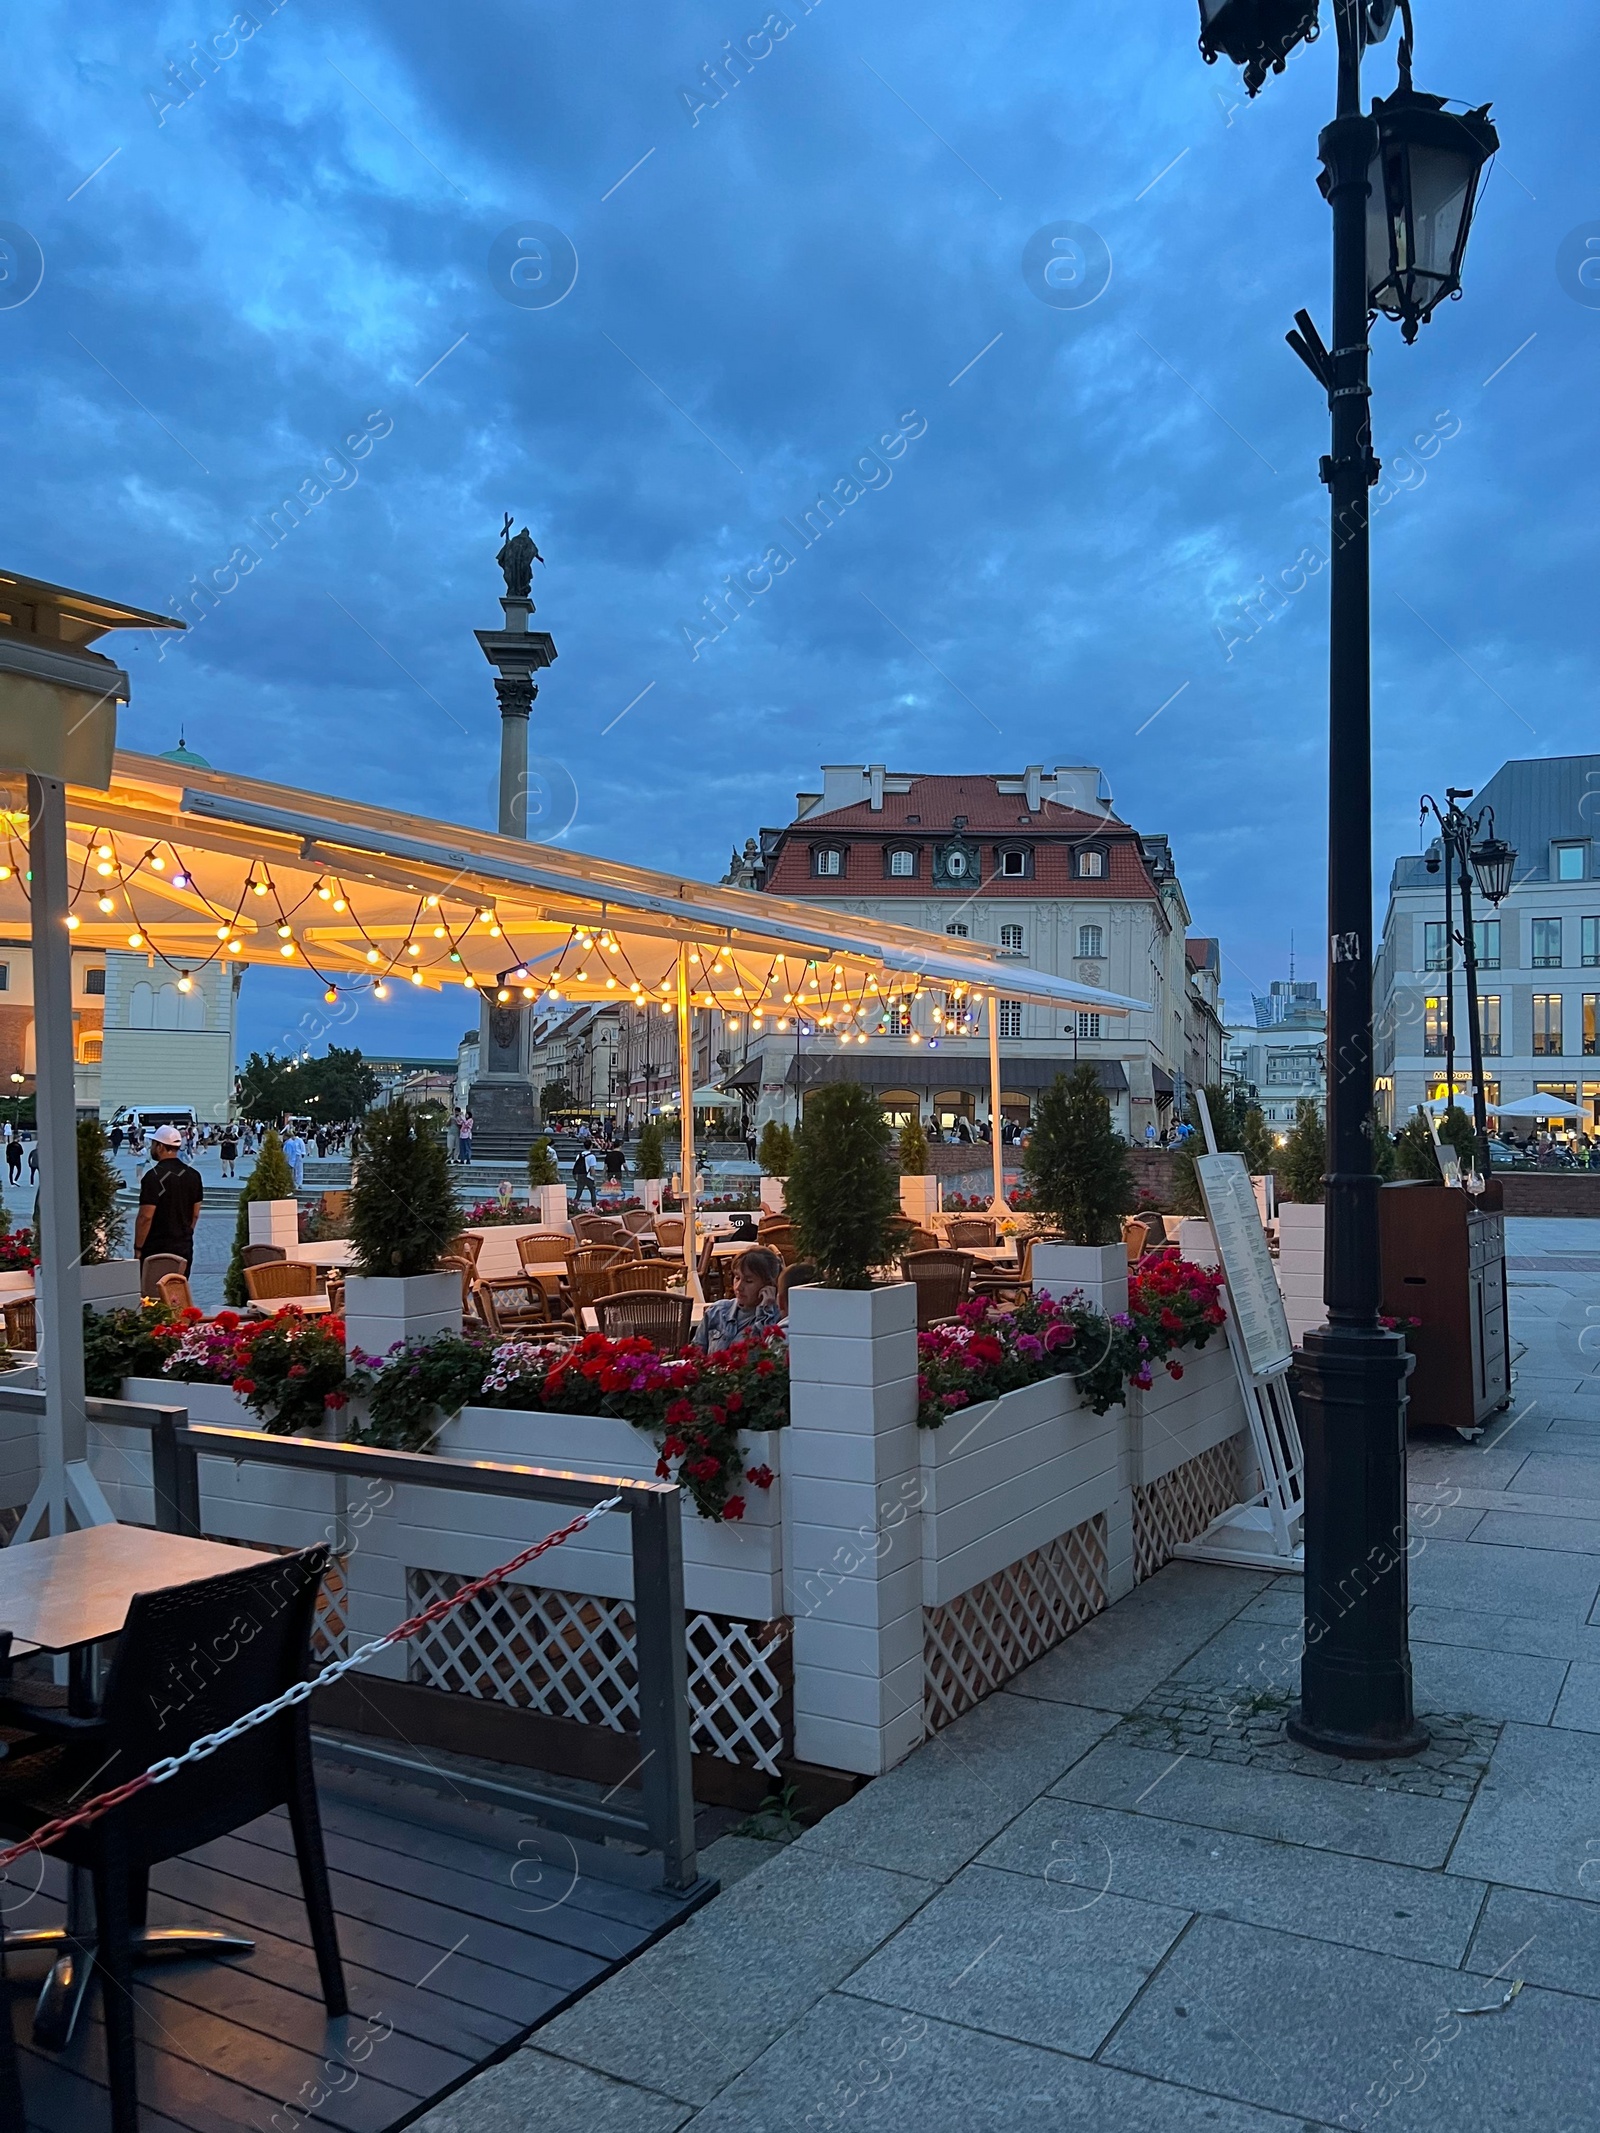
[1471,1508,1600,1554]
[1048,1735,1469,1867]
[792,1687,1115,1883]
[1407,1601,1600,1663]
[1406,1638,1570,1724]
[977,1797,1487,1965]
[1501,1450,1600,1498]
[532,1847,935,2106]
[1448,1722,1600,1903]
[412,2051,692,2133]
[1002,1559,1271,1716]
[1406,1535,1600,1617]
[682,1991,1317,2133]
[1465,1884,1600,2001]
[839,1861,1189,2057]
[1103,1913,1600,2131]
[1551,1659,1600,1732]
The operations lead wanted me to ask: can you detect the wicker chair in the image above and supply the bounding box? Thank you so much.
[240,1244,288,1271]
[621,1209,656,1236]
[1122,1217,1150,1264]
[945,1215,997,1249]
[902,1248,973,1330]
[243,1261,322,1306]
[599,1256,672,1294]
[696,1232,729,1302]
[516,1232,570,1270]
[473,1276,557,1336]
[139,1252,188,1299]
[319,1190,351,1227]
[572,1214,627,1247]
[654,1216,686,1252]
[156,1272,197,1316]
[563,1245,638,1312]
[594,1290,694,1348]
[970,1235,1034,1306]
[902,1225,939,1256]
[447,1231,484,1268]
[437,1255,475,1313]
[2,1297,37,1352]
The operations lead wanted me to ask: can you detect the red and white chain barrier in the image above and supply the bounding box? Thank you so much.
[0,1494,622,1877]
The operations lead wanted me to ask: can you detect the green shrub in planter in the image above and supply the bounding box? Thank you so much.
[1276,1098,1326,1204]
[757,1120,793,1176]
[635,1116,667,1180]
[1171,1083,1247,1215]
[1023,1065,1132,1245]
[897,1113,928,1176]
[224,1128,298,1307]
[526,1136,560,1190]
[76,1117,127,1265]
[785,1084,899,1288]
[1239,1103,1275,1180]
[348,1101,460,1277]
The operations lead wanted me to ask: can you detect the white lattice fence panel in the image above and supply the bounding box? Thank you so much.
[216,1538,349,1660]
[405,1570,790,1775]
[1132,1437,1242,1582]
[923,1513,1108,1735]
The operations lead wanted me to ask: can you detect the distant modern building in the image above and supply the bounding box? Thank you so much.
[1224,979,1327,1133]
[1375,753,1600,1133]
[715,762,1224,1139]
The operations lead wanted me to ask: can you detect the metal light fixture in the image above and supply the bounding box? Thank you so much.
[1197,0,1320,95]
[1469,832,1516,907]
[1365,16,1497,342]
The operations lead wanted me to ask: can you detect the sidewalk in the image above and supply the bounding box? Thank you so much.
[415,1217,1600,2132]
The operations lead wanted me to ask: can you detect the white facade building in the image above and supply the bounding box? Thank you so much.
[1224,980,1327,1132]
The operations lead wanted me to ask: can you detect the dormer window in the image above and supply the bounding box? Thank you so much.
[812,846,844,878]
[886,847,917,878]
[1076,848,1106,878]
[996,847,1033,879]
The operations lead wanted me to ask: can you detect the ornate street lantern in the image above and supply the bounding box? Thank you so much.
[1469,833,1516,908]
[1366,79,1498,340]
[1197,0,1321,95]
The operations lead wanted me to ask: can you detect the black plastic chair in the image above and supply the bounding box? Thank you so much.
[0,1546,347,2133]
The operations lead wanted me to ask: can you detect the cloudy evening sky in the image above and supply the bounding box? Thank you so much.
[2,0,1592,1058]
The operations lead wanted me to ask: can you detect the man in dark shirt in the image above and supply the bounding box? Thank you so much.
[134,1125,203,1275]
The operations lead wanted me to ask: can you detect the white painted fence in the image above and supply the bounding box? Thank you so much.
[0,1287,1251,1782]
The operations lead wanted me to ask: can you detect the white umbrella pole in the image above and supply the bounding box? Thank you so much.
[15,775,113,1540]
[987,991,1005,1218]
[676,945,702,1303]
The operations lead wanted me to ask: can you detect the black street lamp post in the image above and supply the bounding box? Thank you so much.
[1422,791,1518,1172]
[1195,0,1497,1757]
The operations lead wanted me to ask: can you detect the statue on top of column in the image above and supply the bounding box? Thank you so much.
[496,514,545,599]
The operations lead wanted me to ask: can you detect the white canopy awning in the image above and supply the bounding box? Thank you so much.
[0,753,1151,1030]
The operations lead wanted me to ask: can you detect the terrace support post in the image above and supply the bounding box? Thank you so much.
[986,992,1006,1218]
[783,1282,925,1775]
[631,1487,697,1889]
[15,774,114,1541]
[675,945,702,1301]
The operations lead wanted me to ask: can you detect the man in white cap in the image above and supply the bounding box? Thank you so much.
[134,1124,204,1280]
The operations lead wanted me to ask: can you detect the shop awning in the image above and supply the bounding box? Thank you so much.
[0,753,1152,1025]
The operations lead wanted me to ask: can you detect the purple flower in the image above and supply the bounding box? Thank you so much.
[1015,1335,1044,1359]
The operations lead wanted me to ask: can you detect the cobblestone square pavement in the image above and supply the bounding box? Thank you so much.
[410,1215,1600,2132]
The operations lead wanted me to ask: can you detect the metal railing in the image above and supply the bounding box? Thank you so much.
[0,1389,699,1889]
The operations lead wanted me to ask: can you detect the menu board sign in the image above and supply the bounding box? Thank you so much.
[1196,1151,1295,1379]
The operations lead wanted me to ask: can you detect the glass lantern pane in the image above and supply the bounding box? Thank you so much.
[1405,144,1472,281]
[1365,153,1392,292]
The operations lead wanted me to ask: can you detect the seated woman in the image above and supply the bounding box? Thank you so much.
[692,1247,783,1354]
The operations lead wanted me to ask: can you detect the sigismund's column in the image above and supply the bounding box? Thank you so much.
[468,521,556,1155]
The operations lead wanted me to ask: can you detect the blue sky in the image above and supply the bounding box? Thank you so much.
[3,1,1592,1059]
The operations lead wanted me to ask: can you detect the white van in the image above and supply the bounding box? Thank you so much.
[109,1105,198,1135]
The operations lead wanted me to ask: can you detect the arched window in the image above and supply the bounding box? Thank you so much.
[999,924,1025,955]
[1077,924,1104,958]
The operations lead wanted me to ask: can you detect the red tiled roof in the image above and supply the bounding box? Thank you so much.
[795,775,1125,834]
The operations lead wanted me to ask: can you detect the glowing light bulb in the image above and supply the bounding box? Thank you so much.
[227,940,241,955]
[605,976,616,989]
[177,974,192,993]
[149,855,165,871]
[252,880,268,896]
[407,941,420,956]
[97,895,114,913]
[434,927,446,939]
[332,897,346,912]
[317,884,332,901]
[374,981,389,999]
[171,872,189,889]
[366,948,379,963]
[522,986,534,998]
[497,988,510,1003]
[279,942,295,957]
[96,861,113,878]
[425,895,439,908]
[0,865,9,880]
[66,914,80,931]
[513,966,527,980]
[324,985,338,1004]
[488,924,500,938]
[410,970,423,986]
[127,932,143,948]
[216,925,229,940]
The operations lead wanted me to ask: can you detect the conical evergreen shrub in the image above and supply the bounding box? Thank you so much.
[785,1084,898,1289]
[77,1118,127,1265]
[347,1102,459,1277]
[526,1136,560,1190]
[224,1128,299,1305]
[1023,1065,1132,1245]
[897,1114,928,1176]
[757,1120,793,1176]
[1276,1098,1326,1204]
[635,1117,667,1181]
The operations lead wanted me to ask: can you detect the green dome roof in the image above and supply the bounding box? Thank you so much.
[159,737,211,770]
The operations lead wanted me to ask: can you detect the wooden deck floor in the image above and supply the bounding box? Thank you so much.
[6,1757,712,2131]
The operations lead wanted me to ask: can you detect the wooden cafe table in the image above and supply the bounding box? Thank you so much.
[0,1523,278,2046]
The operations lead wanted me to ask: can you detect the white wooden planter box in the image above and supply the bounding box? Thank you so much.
[1125,1339,1244,1490]
[81,1260,142,1311]
[899,1176,937,1226]
[344,1272,460,1361]
[392,1405,785,1622]
[249,1200,300,1250]
[0,1377,39,1513]
[917,1374,1120,1609]
[91,1378,341,1543]
[1276,1200,1326,1344]
[1031,1242,1128,1319]
[759,1176,786,1216]
[0,1271,34,1299]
